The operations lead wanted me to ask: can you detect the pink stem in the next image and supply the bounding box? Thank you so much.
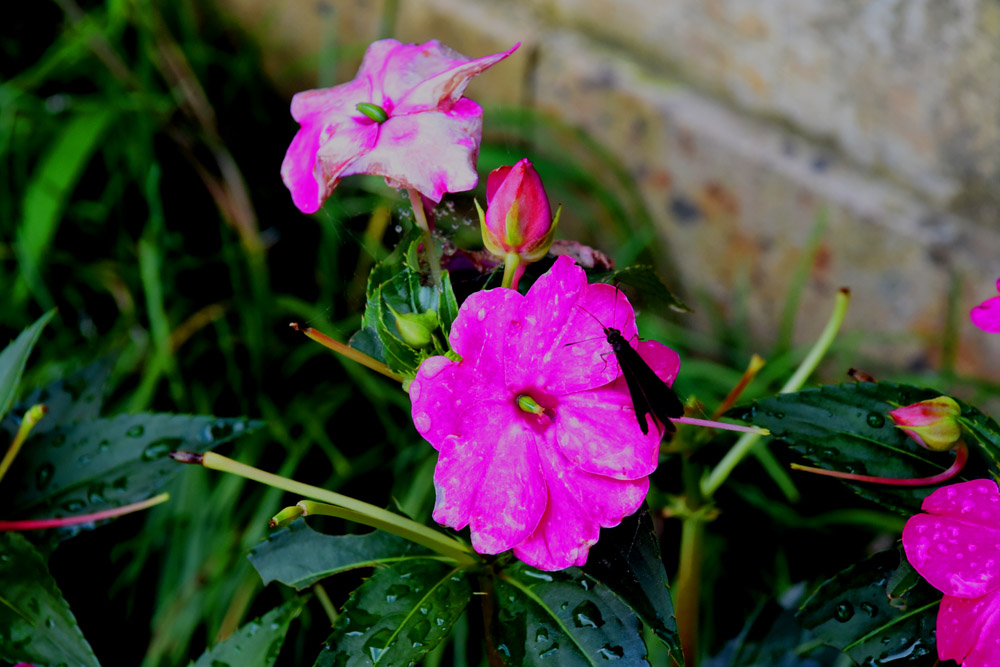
[790,442,969,487]
[672,416,769,435]
[0,493,169,531]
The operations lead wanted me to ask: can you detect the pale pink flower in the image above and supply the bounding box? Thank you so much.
[902,479,1000,665]
[409,255,680,570]
[281,39,518,214]
[970,279,1000,333]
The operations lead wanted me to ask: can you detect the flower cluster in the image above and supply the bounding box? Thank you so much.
[903,479,1000,665]
[409,256,680,570]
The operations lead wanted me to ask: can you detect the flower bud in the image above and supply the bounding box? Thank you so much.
[477,158,560,263]
[392,308,439,348]
[888,396,962,451]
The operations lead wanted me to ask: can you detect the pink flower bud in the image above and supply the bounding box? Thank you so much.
[888,396,962,451]
[477,158,560,263]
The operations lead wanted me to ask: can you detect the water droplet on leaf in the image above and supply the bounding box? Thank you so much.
[126,424,144,438]
[834,601,855,622]
[867,413,885,428]
[36,463,55,490]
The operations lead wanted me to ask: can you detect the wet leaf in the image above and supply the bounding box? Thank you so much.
[314,559,472,666]
[190,596,306,667]
[0,532,100,667]
[731,383,994,515]
[797,548,939,666]
[0,413,261,527]
[248,519,432,591]
[593,265,689,313]
[490,561,648,666]
[582,507,681,662]
[0,310,55,424]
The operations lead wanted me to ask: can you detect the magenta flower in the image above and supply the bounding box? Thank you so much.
[478,158,559,263]
[888,396,962,452]
[409,255,680,570]
[281,39,518,214]
[971,278,1000,333]
[902,479,1000,665]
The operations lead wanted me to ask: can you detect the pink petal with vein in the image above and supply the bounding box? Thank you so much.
[938,588,1000,666]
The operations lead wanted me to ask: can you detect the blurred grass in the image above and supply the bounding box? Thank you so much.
[3,1,998,665]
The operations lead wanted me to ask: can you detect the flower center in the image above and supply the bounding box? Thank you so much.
[516,394,546,415]
[356,102,389,123]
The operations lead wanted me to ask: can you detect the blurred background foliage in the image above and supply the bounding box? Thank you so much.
[0,1,986,665]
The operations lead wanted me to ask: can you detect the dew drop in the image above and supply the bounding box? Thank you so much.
[834,601,855,622]
[571,600,605,629]
[126,424,144,438]
[143,438,182,461]
[35,463,55,490]
[867,413,886,428]
[859,601,878,618]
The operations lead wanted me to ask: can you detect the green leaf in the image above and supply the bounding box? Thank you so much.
[16,108,116,306]
[593,265,690,313]
[797,548,939,666]
[190,597,306,667]
[0,413,261,523]
[490,561,648,666]
[248,519,432,591]
[582,508,681,662]
[731,383,986,514]
[0,532,100,667]
[0,309,55,423]
[315,559,472,666]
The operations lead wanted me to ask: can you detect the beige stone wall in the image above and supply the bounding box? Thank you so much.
[217,0,1000,380]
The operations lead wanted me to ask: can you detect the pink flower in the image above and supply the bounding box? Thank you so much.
[902,479,1000,665]
[970,279,1000,333]
[281,39,518,214]
[409,255,680,570]
[888,396,962,452]
[478,158,559,262]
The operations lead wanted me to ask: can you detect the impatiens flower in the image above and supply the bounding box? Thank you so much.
[281,39,518,213]
[478,158,560,263]
[902,479,1000,665]
[409,255,680,570]
[889,396,962,451]
[971,279,1000,333]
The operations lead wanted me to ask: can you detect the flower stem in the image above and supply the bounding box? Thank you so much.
[313,582,338,625]
[0,404,47,487]
[790,441,968,486]
[409,188,442,288]
[0,493,169,531]
[713,354,766,418]
[182,451,477,565]
[501,252,523,290]
[289,322,403,382]
[672,416,769,436]
[701,288,851,498]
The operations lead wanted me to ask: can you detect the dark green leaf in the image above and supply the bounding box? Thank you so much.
[1,357,113,441]
[797,548,939,666]
[490,561,648,666]
[0,532,100,667]
[732,383,984,514]
[0,310,55,423]
[190,597,306,667]
[248,519,432,591]
[593,265,690,313]
[1,413,261,524]
[582,507,681,661]
[315,559,472,666]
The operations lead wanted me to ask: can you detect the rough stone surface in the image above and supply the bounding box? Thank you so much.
[212,0,1000,378]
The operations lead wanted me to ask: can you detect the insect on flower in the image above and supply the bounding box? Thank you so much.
[575,290,685,434]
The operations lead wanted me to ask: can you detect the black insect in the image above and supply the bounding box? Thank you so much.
[576,300,685,435]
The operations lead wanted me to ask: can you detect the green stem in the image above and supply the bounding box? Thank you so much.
[199,452,477,565]
[313,582,338,625]
[409,188,442,288]
[675,517,705,667]
[501,252,522,290]
[289,322,403,382]
[701,288,851,498]
[0,404,47,486]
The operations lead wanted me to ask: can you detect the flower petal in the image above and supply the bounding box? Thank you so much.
[394,41,519,114]
[431,406,547,554]
[344,101,483,201]
[902,479,1000,598]
[971,294,1000,333]
[555,380,661,479]
[513,440,649,570]
[505,256,639,395]
[937,588,1000,666]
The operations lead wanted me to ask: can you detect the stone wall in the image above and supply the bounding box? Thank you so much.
[216,0,1000,379]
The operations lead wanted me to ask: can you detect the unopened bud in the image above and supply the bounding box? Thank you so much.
[392,308,439,348]
[889,397,962,451]
[269,505,305,528]
[478,158,559,264]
